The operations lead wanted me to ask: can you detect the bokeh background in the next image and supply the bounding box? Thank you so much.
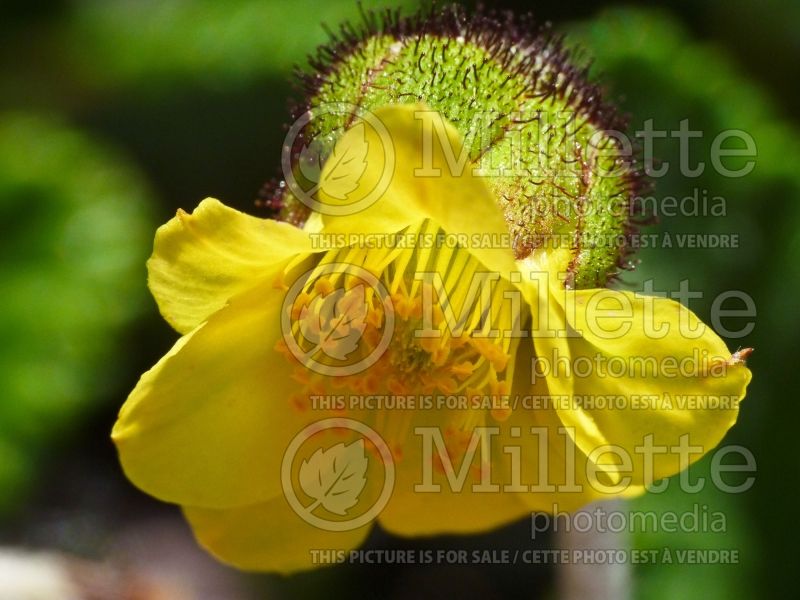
[1,0,797,598]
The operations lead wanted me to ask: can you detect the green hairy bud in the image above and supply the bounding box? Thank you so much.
[262,5,647,289]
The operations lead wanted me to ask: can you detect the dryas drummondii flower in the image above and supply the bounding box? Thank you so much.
[113,6,752,573]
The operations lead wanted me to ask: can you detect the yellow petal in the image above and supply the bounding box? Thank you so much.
[376,412,530,537]
[502,340,642,511]
[500,406,647,511]
[149,197,313,333]
[184,495,372,574]
[113,277,316,508]
[532,279,751,488]
[318,104,518,277]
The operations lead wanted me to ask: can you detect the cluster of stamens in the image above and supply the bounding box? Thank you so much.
[274,221,523,465]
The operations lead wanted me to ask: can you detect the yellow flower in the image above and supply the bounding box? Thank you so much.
[112,105,751,573]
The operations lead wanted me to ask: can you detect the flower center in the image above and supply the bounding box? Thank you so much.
[275,220,524,460]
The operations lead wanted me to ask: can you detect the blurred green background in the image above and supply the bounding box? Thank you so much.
[0,0,797,598]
